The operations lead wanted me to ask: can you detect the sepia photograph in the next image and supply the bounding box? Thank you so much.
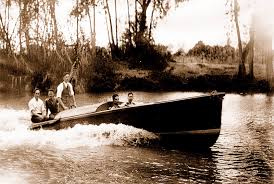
[0,0,273,183]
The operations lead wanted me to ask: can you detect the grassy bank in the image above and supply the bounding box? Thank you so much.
[115,56,270,93]
[116,68,270,93]
[0,54,271,94]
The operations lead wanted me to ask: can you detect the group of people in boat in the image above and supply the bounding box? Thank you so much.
[28,73,136,123]
[109,92,135,110]
[28,73,77,123]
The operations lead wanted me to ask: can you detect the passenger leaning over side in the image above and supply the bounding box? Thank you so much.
[28,88,47,123]
[45,89,59,120]
[56,73,77,111]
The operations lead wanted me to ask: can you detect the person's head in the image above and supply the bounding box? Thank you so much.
[128,92,134,103]
[112,94,119,104]
[63,72,70,83]
[48,89,55,99]
[33,88,40,100]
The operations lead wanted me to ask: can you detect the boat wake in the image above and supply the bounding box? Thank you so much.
[0,108,159,150]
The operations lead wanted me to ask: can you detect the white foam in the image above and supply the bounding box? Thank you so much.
[0,168,29,184]
[0,108,159,150]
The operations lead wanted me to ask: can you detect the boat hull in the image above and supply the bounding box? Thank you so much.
[30,93,225,148]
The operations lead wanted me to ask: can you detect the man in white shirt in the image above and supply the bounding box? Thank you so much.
[28,88,47,123]
[56,73,77,111]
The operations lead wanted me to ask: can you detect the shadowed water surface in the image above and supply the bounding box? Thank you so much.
[0,92,273,184]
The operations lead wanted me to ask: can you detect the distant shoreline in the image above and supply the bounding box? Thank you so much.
[0,55,272,94]
[117,75,271,94]
[0,71,271,95]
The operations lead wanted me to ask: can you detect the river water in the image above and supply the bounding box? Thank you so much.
[0,91,273,184]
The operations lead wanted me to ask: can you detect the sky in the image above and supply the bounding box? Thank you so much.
[54,0,273,52]
[154,0,274,52]
[154,0,238,51]
[5,0,273,53]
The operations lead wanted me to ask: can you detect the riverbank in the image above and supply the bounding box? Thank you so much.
[116,56,271,93]
[0,55,271,94]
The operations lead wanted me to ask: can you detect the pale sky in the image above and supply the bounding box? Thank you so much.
[32,0,274,52]
[154,0,274,52]
[154,0,231,51]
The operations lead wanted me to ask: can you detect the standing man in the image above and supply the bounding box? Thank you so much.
[45,89,59,120]
[125,92,135,107]
[56,73,77,111]
[28,88,47,123]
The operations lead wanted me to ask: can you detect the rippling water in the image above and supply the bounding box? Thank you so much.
[0,92,273,184]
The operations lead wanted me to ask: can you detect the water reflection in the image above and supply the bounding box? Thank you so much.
[212,94,274,183]
[124,149,218,183]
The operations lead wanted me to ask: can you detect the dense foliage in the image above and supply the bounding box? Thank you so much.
[187,41,236,62]
[86,48,119,92]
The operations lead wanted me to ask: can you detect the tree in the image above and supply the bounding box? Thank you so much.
[129,0,187,47]
[76,0,96,56]
[247,17,254,79]
[226,0,257,79]
[233,0,246,79]
[0,11,13,54]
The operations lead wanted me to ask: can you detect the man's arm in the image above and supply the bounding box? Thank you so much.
[69,83,77,107]
[45,100,49,117]
[41,100,47,117]
[30,110,41,117]
[28,101,38,116]
[57,97,68,110]
[72,94,77,107]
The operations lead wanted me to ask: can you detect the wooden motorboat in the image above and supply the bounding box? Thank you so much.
[30,92,225,148]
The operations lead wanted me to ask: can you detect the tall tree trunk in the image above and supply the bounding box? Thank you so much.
[234,0,246,79]
[5,0,10,44]
[126,0,132,45]
[0,13,12,54]
[105,0,115,46]
[92,2,96,57]
[139,0,150,34]
[104,4,111,47]
[134,0,138,37]
[104,0,116,55]
[135,0,151,46]
[114,0,118,46]
[22,1,31,55]
[49,0,58,48]
[35,0,39,47]
[248,19,254,80]
[266,34,273,87]
[69,0,80,91]
[87,6,93,50]
[148,0,156,41]
[87,2,96,57]
[19,0,22,54]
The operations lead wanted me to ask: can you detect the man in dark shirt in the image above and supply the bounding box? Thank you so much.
[45,89,59,120]
[109,94,121,110]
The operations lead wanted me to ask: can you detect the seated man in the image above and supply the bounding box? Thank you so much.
[28,88,47,123]
[109,93,121,110]
[45,89,59,120]
[125,92,135,107]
